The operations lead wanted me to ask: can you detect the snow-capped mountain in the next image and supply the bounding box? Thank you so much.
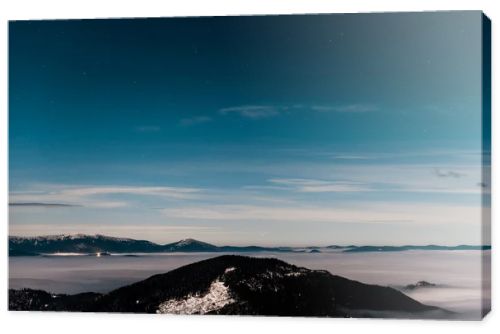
[8,234,491,256]
[9,234,162,254]
[162,238,219,252]
[8,234,294,255]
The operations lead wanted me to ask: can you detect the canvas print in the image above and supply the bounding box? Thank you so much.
[8,11,491,320]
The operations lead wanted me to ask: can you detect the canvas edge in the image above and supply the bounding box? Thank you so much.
[481,11,492,320]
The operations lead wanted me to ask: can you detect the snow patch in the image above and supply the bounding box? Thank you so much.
[157,279,235,314]
[9,234,136,243]
[175,238,197,247]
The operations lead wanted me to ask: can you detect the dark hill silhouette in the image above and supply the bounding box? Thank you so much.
[9,255,448,318]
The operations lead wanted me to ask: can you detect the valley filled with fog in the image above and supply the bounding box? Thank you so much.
[9,249,490,319]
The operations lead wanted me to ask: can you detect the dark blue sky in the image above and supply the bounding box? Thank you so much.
[9,12,488,245]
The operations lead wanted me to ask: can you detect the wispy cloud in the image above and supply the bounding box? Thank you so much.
[10,184,202,208]
[331,155,372,160]
[9,202,81,208]
[433,168,464,178]
[219,105,280,119]
[268,178,371,193]
[311,104,378,113]
[135,125,161,132]
[179,116,212,126]
[216,103,377,120]
[57,185,201,198]
[89,201,129,208]
[160,203,479,226]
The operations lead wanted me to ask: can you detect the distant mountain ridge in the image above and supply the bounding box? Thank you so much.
[9,234,163,254]
[8,234,294,255]
[342,245,492,252]
[8,234,491,256]
[9,255,448,318]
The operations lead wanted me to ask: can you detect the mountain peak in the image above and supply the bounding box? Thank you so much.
[163,238,217,251]
[175,238,209,246]
[9,233,160,254]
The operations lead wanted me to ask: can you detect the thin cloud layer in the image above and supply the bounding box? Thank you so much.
[268,178,371,193]
[9,202,81,208]
[10,184,203,208]
[179,116,212,126]
[311,104,378,113]
[135,126,161,132]
[219,105,280,119]
[218,103,378,120]
[434,168,465,178]
[160,203,479,226]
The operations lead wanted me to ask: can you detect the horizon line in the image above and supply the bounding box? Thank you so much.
[8,233,491,248]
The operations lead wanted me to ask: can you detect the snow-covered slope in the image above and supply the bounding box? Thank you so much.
[157,279,235,314]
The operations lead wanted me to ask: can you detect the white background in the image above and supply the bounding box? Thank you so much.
[0,1,497,333]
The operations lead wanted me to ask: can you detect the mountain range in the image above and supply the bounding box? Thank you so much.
[8,234,491,256]
[9,255,449,318]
